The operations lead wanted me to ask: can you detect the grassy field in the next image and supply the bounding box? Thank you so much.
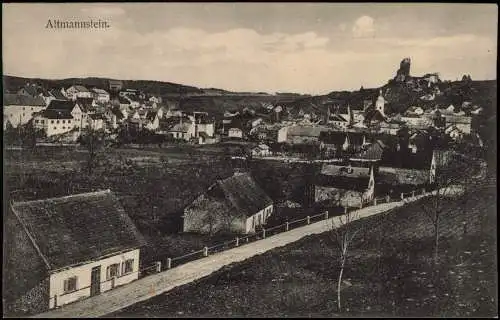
[109,181,497,318]
[4,144,240,264]
[4,144,312,266]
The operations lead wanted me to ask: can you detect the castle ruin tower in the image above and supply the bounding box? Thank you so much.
[375,89,386,117]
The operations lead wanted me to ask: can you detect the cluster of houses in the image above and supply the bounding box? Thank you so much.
[3,88,475,315]
[3,81,221,144]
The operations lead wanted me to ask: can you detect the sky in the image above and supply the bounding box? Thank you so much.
[2,3,498,95]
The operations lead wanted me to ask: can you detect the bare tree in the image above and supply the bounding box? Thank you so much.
[79,127,106,175]
[328,208,362,313]
[420,153,477,264]
[188,196,237,236]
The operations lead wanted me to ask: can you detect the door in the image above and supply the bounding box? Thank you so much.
[90,266,101,296]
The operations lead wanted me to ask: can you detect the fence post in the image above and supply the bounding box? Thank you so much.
[373,198,377,206]
[324,211,329,219]
[111,276,116,288]
[400,193,404,201]
[167,258,172,269]
[344,207,348,214]
[286,221,289,231]
[360,201,363,209]
[386,194,390,203]
[262,228,266,238]
[54,295,57,308]
[203,247,208,257]
[412,191,415,198]
[156,261,162,273]
[235,237,239,247]
[307,216,310,224]
[422,188,426,195]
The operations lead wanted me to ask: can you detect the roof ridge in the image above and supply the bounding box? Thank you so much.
[12,189,112,206]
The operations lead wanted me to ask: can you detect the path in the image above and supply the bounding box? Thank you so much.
[33,195,428,318]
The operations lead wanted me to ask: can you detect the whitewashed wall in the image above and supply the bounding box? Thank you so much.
[48,249,140,309]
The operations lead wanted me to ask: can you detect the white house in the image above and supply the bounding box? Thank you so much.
[149,96,161,104]
[91,88,110,103]
[252,144,271,157]
[183,172,274,234]
[228,128,243,138]
[33,110,75,137]
[169,121,196,141]
[5,190,146,314]
[3,94,47,129]
[445,124,464,141]
[65,85,93,101]
[88,114,105,131]
[46,100,86,129]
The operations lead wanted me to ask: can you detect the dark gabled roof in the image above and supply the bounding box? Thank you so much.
[49,89,68,100]
[68,85,89,92]
[3,93,46,106]
[377,167,429,186]
[46,99,77,112]
[319,131,365,146]
[10,190,146,271]
[365,108,387,123]
[351,141,384,160]
[75,97,95,112]
[321,164,371,178]
[315,165,372,192]
[287,125,327,137]
[40,109,74,119]
[211,173,273,217]
[118,96,130,104]
[329,114,348,122]
[89,113,105,120]
[18,85,39,96]
[111,106,125,120]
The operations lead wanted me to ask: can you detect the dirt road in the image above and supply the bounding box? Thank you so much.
[33,195,428,318]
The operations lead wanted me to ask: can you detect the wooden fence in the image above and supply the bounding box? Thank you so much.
[143,187,428,273]
[46,186,430,311]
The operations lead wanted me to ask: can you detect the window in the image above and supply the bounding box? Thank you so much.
[57,120,60,124]
[35,120,39,124]
[31,107,34,111]
[62,126,65,129]
[63,276,77,293]
[62,120,66,124]
[51,120,54,124]
[68,120,71,124]
[41,120,44,124]
[122,259,134,275]
[107,263,120,280]
[54,127,57,130]
[22,113,25,117]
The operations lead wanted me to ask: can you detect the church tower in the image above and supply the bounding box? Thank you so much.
[375,89,386,117]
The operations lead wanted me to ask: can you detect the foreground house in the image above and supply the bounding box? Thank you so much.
[183,172,274,235]
[314,165,375,209]
[4,190,146,315]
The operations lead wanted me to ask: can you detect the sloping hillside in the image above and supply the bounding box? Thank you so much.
[111,181,497,318]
